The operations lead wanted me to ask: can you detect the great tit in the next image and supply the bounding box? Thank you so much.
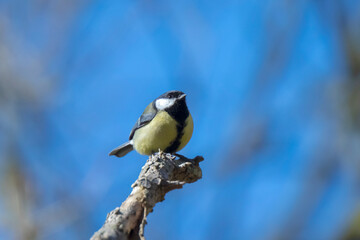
[109,90,193,158]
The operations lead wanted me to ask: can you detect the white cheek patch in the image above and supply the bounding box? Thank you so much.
[155,98,176,110]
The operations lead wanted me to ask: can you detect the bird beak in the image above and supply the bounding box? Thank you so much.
[178,93,187,100]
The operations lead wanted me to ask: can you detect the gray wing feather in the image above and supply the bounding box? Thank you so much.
[109,141,133,157]
[129,102,157,140]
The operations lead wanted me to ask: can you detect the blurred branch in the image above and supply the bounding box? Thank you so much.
[342,207,360,240]
[1,153,38,240]
[91,153,203,240]
[333,1,360,131]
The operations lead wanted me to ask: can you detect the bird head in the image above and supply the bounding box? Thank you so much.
[155,90,187,111]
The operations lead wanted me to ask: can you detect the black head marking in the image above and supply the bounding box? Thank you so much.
[156,90,189,123]
[158,90,185,99]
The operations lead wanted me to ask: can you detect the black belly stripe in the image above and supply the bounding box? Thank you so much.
[163,98,189,153]
[164,122,186,153]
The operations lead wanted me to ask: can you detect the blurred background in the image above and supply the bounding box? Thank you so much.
[0,1,360,240]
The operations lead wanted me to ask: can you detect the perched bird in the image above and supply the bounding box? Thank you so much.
[109,90,193,158]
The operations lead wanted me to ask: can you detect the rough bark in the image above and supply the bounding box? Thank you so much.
[90,152,203,240]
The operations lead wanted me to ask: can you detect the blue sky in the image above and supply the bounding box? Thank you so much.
[0,1,360,240]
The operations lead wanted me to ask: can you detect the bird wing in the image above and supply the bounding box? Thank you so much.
[129,102,157,140]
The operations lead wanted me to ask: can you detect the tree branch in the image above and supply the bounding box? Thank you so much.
[90,152,203,240]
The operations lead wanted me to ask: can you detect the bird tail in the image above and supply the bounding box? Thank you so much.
[109,141,133,158]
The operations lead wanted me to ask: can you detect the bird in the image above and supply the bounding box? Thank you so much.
[109,90,193,158]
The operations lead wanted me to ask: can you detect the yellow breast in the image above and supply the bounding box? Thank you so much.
[132,111,178,155]
[132,111,194,155]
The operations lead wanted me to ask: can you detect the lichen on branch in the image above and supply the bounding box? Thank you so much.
[91,152,203,240]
